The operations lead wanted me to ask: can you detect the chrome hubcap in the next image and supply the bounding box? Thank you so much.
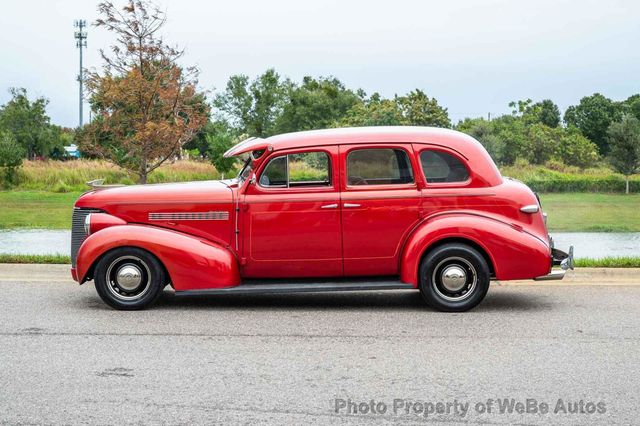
[105,255,151,301]
[431,256,477,302]
[441,265,467,292]
[115,264,143,291]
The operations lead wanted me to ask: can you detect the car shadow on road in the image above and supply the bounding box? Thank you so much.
[147,287,548,312]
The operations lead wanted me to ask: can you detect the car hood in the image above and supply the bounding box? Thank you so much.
[75,180,233,211]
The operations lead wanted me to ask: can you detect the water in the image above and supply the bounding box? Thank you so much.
[0,230,70,255]
[0,230,638,259]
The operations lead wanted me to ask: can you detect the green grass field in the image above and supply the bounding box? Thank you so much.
[539,193,640,232]
[0,191,82,229]
[0,190,638,232]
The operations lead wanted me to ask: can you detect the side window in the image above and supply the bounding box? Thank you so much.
[347,148,414,186]
[420,150,470,183]
[259,151,331,188]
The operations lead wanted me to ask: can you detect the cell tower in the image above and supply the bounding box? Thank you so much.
[74,20,88,127]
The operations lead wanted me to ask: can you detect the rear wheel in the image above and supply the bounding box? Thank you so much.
[419,243,490,312]
[94,247,166,310]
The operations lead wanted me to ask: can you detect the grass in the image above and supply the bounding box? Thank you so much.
[0,253,70,264]
[539,193,640,232]
[574,257,640,268]
[13,159,221,192]
[0,191,82,229]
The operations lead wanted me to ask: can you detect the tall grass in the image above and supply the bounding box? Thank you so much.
[502,162,640,193]
[14,160,221,192]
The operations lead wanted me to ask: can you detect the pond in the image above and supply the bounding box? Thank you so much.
[0,229,638,259]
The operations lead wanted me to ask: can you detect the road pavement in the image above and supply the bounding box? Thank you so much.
[0,266,639,425]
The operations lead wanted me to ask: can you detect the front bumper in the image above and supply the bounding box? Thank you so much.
[533,245,574,281]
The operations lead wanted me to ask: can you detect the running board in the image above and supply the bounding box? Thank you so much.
[175,279,415,296]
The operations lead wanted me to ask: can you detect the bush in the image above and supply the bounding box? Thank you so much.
[0,132,25,186]
[502,163,640,192]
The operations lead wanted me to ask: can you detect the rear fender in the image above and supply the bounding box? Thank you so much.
[400,213,550,285]
[76,225,240,291]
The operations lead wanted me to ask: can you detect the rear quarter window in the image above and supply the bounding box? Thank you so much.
[420,150,469,183]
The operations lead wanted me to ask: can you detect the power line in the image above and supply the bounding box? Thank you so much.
[74,19,87,127]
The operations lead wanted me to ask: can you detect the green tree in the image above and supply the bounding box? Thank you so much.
[396,90,451,127]
[205,122,238,178]
[336,90,450,128]
[336,97,404,127]
[214,69,289,137]
[456,117,505,164]
[622,94,640,121]
[556,128,599,168]
[0,132,25,185]
[0,88,52,159]
[564,93,622,154]
[275,76,361,133]
[526,123,561,164]
[607,115,640,194]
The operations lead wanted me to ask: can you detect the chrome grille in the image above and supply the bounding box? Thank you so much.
[71,208,101,267]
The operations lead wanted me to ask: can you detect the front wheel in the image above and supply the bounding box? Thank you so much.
[419,243,490,312]
[94,247,166,310]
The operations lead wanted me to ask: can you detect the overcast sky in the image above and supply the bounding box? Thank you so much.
[0,0,638,128]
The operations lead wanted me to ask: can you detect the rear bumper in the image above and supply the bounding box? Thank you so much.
[534,245,574,281]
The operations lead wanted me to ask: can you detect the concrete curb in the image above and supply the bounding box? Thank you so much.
[0,264,638,285]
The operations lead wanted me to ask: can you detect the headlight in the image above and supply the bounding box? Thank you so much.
[84,214,92,235]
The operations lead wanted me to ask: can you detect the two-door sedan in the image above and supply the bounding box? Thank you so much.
[71,126,573,311]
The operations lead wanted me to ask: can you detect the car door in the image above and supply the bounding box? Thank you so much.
[241,147,343,278]
[340,144,422,276]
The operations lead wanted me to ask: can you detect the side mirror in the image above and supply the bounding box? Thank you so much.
[250,173,257,186]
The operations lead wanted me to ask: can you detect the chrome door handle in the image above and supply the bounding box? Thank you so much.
[320,204,338,209]
[343,203,361,208]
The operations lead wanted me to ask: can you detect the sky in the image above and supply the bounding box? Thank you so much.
[0,0,638,128]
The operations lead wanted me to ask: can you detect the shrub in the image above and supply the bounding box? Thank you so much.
[0,132,25,186]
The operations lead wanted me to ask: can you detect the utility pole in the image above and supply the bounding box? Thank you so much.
[74,20,87,127]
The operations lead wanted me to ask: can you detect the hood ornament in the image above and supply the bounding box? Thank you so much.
[86,179,126,190]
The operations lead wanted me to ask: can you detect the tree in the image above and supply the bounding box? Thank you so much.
[205,121,238,178]
[455,117,505,164]
[336,97,404,127]
[214,69,289,137]
[0,132,25,185]
[509,98,561,128]
[335,90,450,128]
[396,90,451,128]
[80,0,209,183]
[275,76,361,133]
[526,123,562,165]
[607,115,640,194]
[556,128,599,168]
[0,88,53,159]
[564,93,622,155]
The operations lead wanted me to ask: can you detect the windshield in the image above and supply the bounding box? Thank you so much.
[237,157,253,184]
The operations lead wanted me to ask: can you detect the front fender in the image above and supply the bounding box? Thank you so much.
[400,213,551,285]
[76,225,240,291]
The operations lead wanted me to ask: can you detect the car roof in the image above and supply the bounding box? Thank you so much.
[224,126,481,158]
[224,126,503,187]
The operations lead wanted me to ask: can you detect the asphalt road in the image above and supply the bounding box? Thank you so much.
[0,272,639,425]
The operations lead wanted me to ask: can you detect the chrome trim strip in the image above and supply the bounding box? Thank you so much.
[148,211,230,221]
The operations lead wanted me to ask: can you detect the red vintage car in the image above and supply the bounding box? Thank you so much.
[71,126,573,311]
